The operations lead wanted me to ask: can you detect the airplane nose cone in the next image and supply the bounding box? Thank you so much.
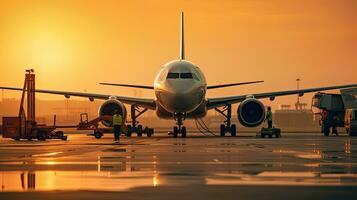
[156,81,204,113]
[165,80,193,95]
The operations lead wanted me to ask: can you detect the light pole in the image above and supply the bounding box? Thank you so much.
[296,78,300,110]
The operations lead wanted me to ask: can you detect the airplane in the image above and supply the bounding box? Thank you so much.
[1,12,357,138]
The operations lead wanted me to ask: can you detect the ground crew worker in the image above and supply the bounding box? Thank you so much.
[321,109,329,133]
[112,110,123,142]
[332,115,338,136]
[265,106,273,129]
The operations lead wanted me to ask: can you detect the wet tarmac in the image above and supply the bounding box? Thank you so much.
[0,132,357,199]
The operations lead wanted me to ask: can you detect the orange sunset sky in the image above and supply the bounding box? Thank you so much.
[0,0,356,110]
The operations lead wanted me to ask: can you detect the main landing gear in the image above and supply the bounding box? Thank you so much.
[215,104,236,137]
[173,112,187,138]
[126,105,154,137]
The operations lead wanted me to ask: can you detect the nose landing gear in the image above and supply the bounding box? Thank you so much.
[215,104,236,137]
[173,113,187,138]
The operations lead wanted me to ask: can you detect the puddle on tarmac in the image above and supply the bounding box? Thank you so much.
[206,172,357,186]
[0,171,160,192]
[1,169,357,192]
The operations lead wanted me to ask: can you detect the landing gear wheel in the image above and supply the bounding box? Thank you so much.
[147,128,153,137]
[94,130,102,139]
[173,126,178,138]
[181,126,187,138]
[56,131,64,137]
[230,124,236,137]
[37,131,46,141]
[216,105,234,137]
[126,125,132,137]
[275,130,281,138]
[323,124,330,136]
[173,112,186,138]
[137,125,143,137]
[220,124,225,137]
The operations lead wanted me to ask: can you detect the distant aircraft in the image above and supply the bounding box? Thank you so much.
[1,12,357,137]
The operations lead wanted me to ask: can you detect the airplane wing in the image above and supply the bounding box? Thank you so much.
[99,83,154,89]
[0,86,156,109]
[206,84,357,109]
[99,80,264,90]
[207,80,264,89]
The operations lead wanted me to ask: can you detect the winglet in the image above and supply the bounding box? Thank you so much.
[180,12,185,60]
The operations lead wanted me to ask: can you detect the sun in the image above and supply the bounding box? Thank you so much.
[26,32,72,72]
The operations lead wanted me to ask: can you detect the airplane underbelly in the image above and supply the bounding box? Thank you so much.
[156,102,207,119]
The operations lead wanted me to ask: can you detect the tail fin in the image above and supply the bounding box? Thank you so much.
[180,12,185,60]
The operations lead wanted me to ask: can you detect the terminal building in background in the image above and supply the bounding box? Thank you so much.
[274,103,319,132]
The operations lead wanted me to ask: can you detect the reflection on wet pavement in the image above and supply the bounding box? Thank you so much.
[206,172,357,186]
[0,171,162,191]
[2,169,357,192]
[0,133,356,192]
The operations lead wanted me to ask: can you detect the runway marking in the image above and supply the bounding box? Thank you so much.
[31,152,63,157]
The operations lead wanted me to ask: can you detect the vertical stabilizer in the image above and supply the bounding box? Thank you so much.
[180,12,185,60]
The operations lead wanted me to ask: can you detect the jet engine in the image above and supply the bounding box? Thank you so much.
[237,98,266,127]
[98,98,127,127]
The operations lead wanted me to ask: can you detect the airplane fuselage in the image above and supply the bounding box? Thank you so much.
[154,60,207,118]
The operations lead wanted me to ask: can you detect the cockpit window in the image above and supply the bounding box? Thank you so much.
[166,72,200,80]
[157,68,167,81]
[167,73,179,79]
[180,73,193,79]
[192,73,200,81]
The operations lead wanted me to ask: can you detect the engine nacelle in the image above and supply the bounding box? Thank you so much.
[98,98,127,127]
[237,98,266,127]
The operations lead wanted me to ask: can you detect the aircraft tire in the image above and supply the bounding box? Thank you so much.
[231,124,236,137]
[126,125,132,137]
[94,130,102,139]
[323,124,330,136]
[220,124,225,137]
[181,126,187,138]
[173,127,178,138]
[137,125,143,137]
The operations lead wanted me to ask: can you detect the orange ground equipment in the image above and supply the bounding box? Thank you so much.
[2,69,67,141]
[76,113,113,139]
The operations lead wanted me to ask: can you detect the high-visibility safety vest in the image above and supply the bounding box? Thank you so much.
[112,114,123,125]
[266,110,273,121]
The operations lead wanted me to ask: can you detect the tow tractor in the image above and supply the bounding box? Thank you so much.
[259,127,281,138]
[76,113,112,139]
[312,91,357,136]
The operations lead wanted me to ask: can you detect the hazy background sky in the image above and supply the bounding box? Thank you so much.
[0,0,356,110]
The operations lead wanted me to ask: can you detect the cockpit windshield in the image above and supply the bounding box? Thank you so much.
[167,73,179,79]
[167,72,199,81]
[180,73,193,79]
